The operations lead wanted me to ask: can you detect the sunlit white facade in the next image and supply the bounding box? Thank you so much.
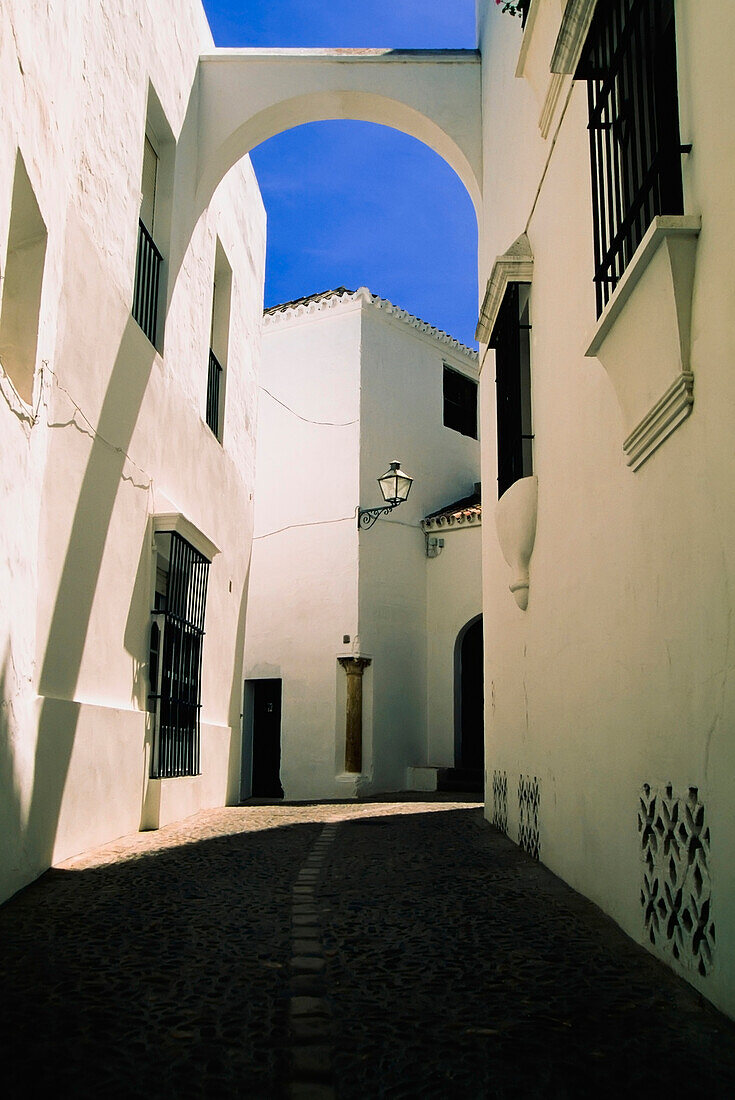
[243,288,481,800]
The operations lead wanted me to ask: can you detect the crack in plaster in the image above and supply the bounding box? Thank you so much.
[254,514,356,541]
[0,359,47,432]
[260,385,358,428]
[9,20,25,76]
[45,370,152,493]
[524,80,577,236]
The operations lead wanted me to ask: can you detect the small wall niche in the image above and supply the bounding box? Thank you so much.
[0,152,48,404]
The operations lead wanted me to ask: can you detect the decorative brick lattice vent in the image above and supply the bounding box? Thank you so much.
[518,775,540,859]
[492,770,508,833]
[638,783,715,977]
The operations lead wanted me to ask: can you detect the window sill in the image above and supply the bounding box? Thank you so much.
[142,773,203,830]
[585,215,701,358]
[203,418,224,446]
[584,215,701,471]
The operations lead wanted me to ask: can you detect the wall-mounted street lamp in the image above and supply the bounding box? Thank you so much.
[358,461,414,530]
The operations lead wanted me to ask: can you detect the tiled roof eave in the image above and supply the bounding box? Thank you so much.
[263,286,478,360]
[421,509,482,532]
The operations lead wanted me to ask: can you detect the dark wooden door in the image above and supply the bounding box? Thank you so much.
[251,679,284,799]
[459,619,484,771]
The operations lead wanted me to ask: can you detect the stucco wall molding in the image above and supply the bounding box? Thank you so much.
[623,371,694,471]
[153,510,220,561]
[550,0,600,75]
[585,215,701,470]
[539,72,569,138]
[476,233,534,347]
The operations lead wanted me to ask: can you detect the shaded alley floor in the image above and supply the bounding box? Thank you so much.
[1,797,734,1099]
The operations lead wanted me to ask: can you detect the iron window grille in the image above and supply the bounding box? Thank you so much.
[577,0,684,316]
[132,218,163,345]
[148,532,210,779]
[206,348,223,437]
[443,365,478,439]
[490,282,533,499]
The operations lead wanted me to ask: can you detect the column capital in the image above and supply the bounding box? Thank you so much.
[338,656,372,675]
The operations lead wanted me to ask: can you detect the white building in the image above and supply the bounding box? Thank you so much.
[475,0,735,1019]
[0,0,266,902]
[242,287,481,801]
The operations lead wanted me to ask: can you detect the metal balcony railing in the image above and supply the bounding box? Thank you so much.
[206,348,223,437]
[132,218,162,345]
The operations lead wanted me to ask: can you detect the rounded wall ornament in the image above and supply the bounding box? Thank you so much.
[358,461,413,530]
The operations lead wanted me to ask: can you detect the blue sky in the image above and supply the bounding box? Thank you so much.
[201,1,480,347]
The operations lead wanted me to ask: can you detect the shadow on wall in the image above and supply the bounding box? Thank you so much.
[226,557,252,806]
[0,649,25,899]
[27,298,156,873]
[124,528,154,713]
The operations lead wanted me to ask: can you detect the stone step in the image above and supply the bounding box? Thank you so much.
[436,767,483,793]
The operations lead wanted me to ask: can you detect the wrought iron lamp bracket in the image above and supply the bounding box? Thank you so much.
[358,502,399,530]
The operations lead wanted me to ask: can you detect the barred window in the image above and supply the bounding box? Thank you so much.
[577,0,684,316]
[148,533,210,779]
[490,282,533,499]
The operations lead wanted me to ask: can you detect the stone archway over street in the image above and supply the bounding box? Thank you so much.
[194,48,482,217]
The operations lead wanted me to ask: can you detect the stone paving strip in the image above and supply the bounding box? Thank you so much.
[288,822,338,1099]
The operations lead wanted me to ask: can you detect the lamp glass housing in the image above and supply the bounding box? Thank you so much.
[378,461,413,505]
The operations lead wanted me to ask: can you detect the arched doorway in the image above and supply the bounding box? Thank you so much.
[455,615,483,773]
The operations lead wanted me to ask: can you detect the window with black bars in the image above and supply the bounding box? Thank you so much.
[132,135,163,345]
[577,0,684,316]
[133,220,162,345]
[490,282,533,499]
[206,349,222,436]
[443,365,478,439]
[148,533,210,779]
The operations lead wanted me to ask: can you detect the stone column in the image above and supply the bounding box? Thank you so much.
[337,657,371,774]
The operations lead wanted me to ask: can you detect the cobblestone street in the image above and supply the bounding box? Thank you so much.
[1,797,734,1099]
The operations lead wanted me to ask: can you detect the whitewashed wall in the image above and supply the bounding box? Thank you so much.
[358,301,480,791]
[246,291,480,799]
[425,525,483,768]
[476,0,735,1019]
[0,0,265,902]
[243,300,362,800]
